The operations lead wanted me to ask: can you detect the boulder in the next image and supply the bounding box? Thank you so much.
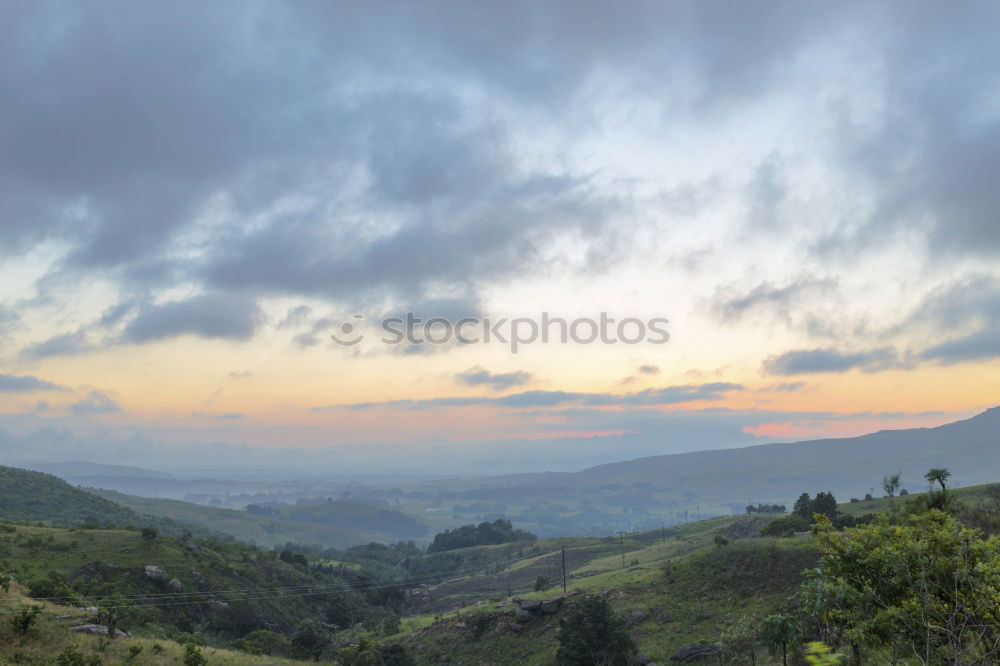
[518,598,542,611]
[168,578,183,592]
[627,609,648,627]
[144,565,167,581]
[70,624,129,639]
[671,642,722,663]
[514,608,534,624]
[209,600,230,613]
[539,597,563,614]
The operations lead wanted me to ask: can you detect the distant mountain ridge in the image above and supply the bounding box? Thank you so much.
[484,407,1000,505]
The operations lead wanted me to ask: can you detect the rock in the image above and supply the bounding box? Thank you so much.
[209,600,230,613]
[671,642,722,662]
[168,578,183,592]
[70,624,129,639]
[144,565,167,581]
[627,609,648,627]
[657,613,673,624]
[518,598,542,611]
[539,597,563,614]
[514,608,534,624]
[508,622,523,633]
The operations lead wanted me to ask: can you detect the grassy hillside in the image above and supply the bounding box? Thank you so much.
[0,466,142,526]
[0,581,320,665]
[88,489,403,549]
[393,515,815,664]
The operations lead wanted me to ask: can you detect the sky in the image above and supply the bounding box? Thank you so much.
[1,1,999,475]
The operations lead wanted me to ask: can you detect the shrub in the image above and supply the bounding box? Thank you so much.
[761,514,810,537]
[534,575,553,591]
[183,644,208,666]
[556,596,637,665]
[9,607,40,635]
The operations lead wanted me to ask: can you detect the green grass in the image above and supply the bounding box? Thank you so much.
[837,481,999,516]
[0,466,141,527]
[392,515,817,665]
[0,582,322,665]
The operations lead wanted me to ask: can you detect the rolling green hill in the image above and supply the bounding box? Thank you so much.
[88,489,425,548]
[0,465,142,526]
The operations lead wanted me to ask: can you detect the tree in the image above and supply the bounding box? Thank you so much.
[291,618,334,662]
[140,526,158,544]
[881,472,901,498]
[794,493,813,519]
[555,596,637,666]
[534,575,552,592]
[811,492,838,521]
[925,467,951,492]
[9,606,40,635]
[805,511,1000,664]
[758,613,803,666]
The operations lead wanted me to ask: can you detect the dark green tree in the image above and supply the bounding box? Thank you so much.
[758,613,803,666]
[291,618,334,662]
[794,493,813,519]
[925,467,951,492]
[811,492,838,521]
[555,596,637,666]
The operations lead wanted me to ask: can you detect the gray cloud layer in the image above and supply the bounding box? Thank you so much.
[321,382,744,411]
[0,374,68,392]
[4,1,998,353]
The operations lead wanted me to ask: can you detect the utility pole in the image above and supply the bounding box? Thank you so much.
[561,546,567,594]
[619,531,625,568]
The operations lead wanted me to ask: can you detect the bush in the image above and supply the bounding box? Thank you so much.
[556,596,637,665]
[534,575,553,591]
[9,607,40,635]
[183,644,208,666]
[761,514,810,537]
[230,629,290,657]
[55,646,101,666]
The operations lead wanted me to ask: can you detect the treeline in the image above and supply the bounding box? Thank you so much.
[426,518,536,553]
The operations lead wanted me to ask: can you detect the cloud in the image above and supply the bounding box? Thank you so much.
[454,366,534,391]
[710,276,838,325]
[122,292,261,344]
[759,381,808,393]
[69,391,122,415]
[763,347,899,375]
[919,330,1000,365]
[190,411,245,420]
[278,305,313,329]
[0,374,68,392]
[638,364,660,375]
[21,329,91,359]
[320,382,744,411]
[896,275,1000,365]
[228,371,254,380]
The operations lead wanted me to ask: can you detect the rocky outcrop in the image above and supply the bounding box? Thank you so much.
[70,624,129,639]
